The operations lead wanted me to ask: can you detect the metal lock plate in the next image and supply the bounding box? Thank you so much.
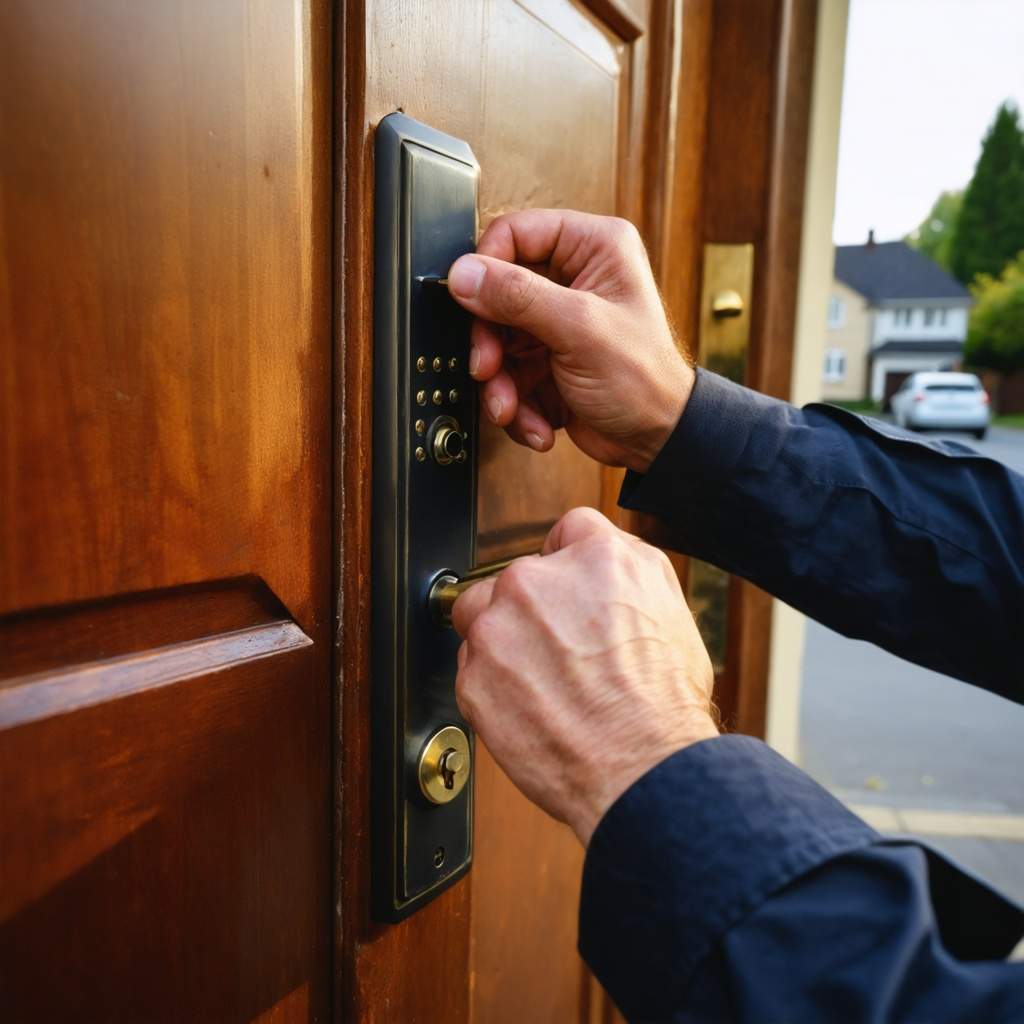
[372,113,479,921]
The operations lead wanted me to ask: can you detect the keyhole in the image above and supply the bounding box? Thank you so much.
[439,748,464,790]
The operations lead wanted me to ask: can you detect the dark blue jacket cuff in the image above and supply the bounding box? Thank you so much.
[620,367,784,511]
[578,735,878,1021]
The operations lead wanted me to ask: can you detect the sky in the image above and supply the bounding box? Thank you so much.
[833,0,1024,245]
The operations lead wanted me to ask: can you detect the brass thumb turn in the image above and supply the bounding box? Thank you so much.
[711,288,744,319]
[428,557,519,628]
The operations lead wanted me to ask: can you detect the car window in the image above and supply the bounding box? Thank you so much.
[924,383,978,392]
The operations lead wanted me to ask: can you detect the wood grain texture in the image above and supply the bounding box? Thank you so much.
[0,1,334,1019]
[469,743,586,1024]
[338,0,668,1019]
[0,576,292,684]
[1,644,323,1022]
[655,0,713,352]
[734,0,818,737]
[336,0,816,1017]
[642,0,818,736]
[0,0,332,636]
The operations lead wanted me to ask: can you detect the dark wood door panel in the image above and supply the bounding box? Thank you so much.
[0,632,328,1022]
[348,2,649,1020]
[470,746,587,1023]
[1,2,333,1020]
[0,0,331,630]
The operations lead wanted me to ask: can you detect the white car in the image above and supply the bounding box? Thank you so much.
[890,371,990,439]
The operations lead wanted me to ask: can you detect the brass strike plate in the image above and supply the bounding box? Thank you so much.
[697,243,754,383]
[371,113,479,921]
[691,243,755,674]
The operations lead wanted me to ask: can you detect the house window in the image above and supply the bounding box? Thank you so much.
[827,295,846,328]
[937,308,947,326]
[823,348,846,382]
[894,308,913,327]
[923,308,935,326]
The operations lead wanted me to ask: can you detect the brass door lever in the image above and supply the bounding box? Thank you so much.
[428,557,519,627]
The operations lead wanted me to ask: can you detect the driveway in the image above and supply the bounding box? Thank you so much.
[798,423,1024,905]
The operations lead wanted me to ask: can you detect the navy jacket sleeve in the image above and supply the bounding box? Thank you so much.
[575,370,1024,1021]
[619,368,1024,703]
[581,737,1024,1022]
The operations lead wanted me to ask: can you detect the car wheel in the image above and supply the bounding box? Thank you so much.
[974,428,988,440]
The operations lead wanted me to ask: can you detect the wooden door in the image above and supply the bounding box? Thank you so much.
[340,2,681,1021]
[339,1,817,1020]
[0,2,333,1020]
[2,0,816,1019]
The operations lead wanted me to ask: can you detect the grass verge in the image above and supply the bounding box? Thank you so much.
[993,414,1024,429]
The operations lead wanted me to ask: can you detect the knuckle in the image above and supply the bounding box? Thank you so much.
[494,559,535,601]
[464,609,495,651]
[560,506,607,533]
[497,267,539,318]
[584,530,629,567]
[607,216,640,245]
[634,534,669,567]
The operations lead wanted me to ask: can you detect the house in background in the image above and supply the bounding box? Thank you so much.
[821,232,973,406]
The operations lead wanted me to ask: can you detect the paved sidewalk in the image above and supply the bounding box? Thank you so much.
[799,423,1024,915]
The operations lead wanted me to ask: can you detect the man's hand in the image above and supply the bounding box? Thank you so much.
[452,507,718,847]
[446,210,693,473]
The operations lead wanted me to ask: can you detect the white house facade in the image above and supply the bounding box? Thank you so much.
[823,237,972,405]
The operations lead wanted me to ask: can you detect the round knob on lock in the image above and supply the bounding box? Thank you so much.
[418,725,471,804]
[428,415,467,466]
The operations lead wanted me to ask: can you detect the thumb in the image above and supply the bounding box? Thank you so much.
[447,254,588,352]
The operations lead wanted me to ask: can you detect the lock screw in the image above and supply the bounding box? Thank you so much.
[448,357,458,371]
[432,389,444,405]
[414,447,426,462]
[448,389,459,404]
[415,419,426,435]
[416,356,426,372]
[432,356,442,372]
[416,390,427,406]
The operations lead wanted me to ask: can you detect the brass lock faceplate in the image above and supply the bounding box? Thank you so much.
[372,112,478,921]
[418,726,471,804]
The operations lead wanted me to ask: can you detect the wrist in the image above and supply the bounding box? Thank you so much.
[570,708,719,847]
[627,360,694,474]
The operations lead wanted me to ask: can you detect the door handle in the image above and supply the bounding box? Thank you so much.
[371,113,480,921]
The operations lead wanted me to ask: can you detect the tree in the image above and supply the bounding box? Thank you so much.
[905,190,962,271]
[950,102,1024,284]
[963,251,1024,374]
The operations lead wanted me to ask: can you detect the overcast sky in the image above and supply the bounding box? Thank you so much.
[833,0,1024,245]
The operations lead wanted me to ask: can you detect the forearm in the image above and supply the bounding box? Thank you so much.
[620,369,1024,701]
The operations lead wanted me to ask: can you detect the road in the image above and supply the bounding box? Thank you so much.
[798,424,1024,905]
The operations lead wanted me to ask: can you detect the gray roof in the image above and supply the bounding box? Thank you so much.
[872,339,964,355]
[835,241,970,302]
